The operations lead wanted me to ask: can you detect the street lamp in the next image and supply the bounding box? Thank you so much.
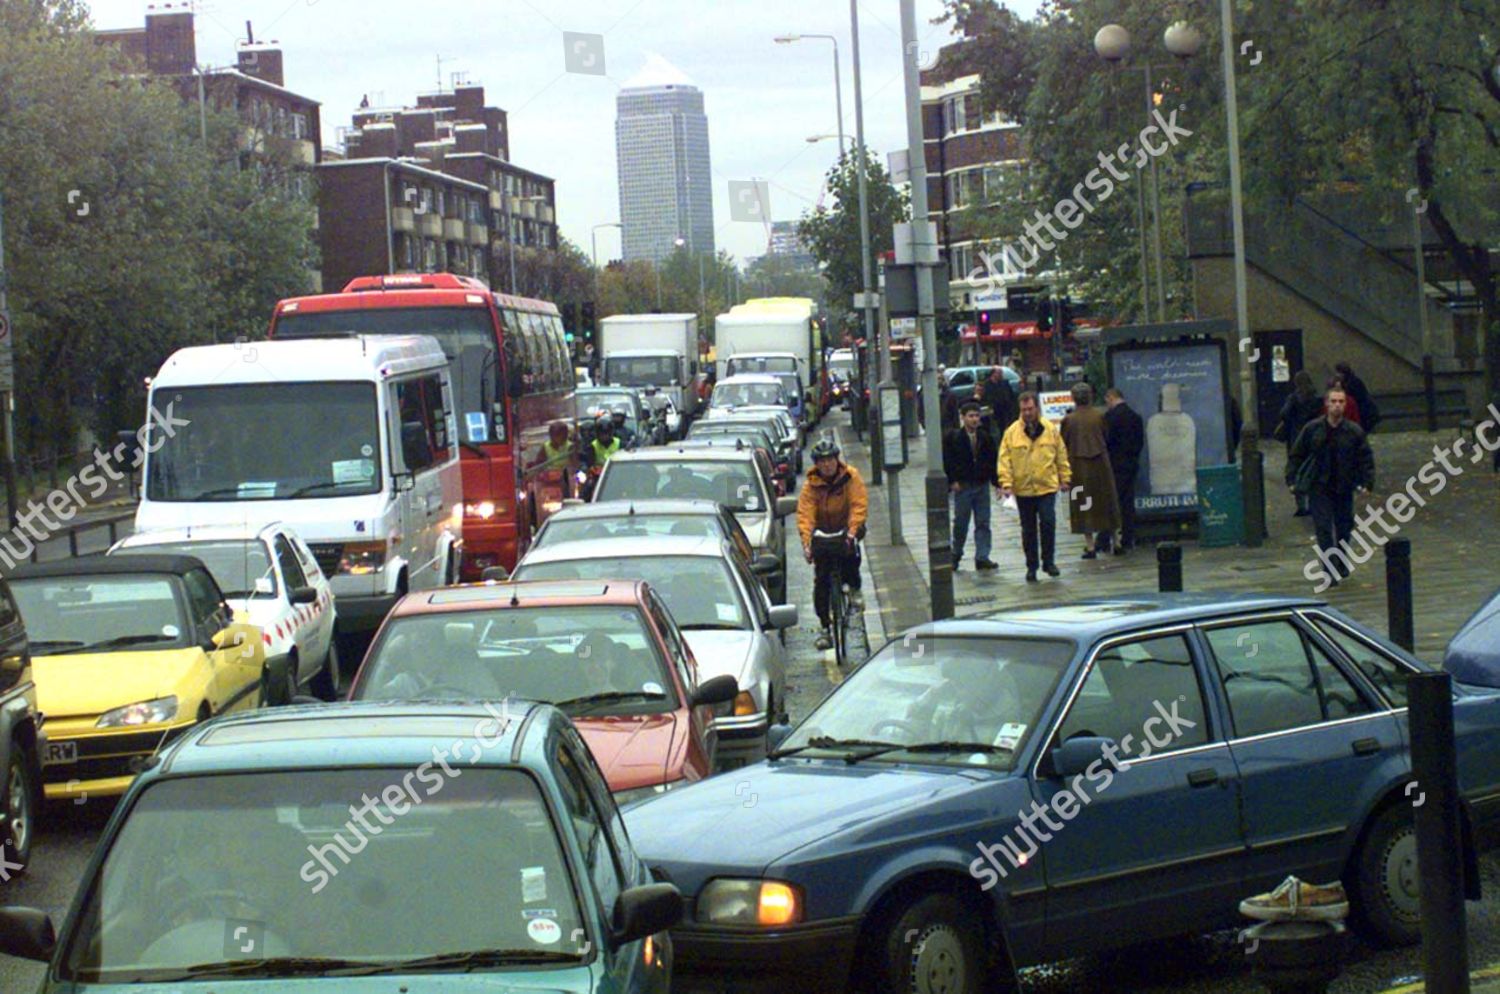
[806,133,855,147]
[590,221,622,311]
[774,34,845,155]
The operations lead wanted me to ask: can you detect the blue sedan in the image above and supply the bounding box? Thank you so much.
[624,594,1500,993]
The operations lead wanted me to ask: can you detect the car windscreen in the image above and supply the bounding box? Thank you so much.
[537,514,726,549]
[355,605,674,714]
[780,636,1076,769]
[146,383,381,501]
[11,575,190,654]
[61,769,586,981]
[516,556,747,631]
[114,541,274,600]
[712,381,785,408]
[727,356,797,376]
[604,355,677,386]
[274,307,500,442]
[575,392,639,425]
[596,459,765,513]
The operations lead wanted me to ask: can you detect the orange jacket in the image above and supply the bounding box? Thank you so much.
[797,462,868,547]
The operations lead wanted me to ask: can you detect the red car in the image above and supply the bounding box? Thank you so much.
[346,579,737,805]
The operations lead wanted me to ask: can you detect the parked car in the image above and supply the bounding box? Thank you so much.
[623,594,1500,993]
[942,364,1021,406]
[109,522,338,701]
[0,577,42,878]
[1445,585,1500,688]
[8,555,266,803]
[591,447,796,604]
[348,579,737,803]
[513,536,794,768]
[0,702,682,990]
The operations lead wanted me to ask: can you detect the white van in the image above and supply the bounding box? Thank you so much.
[135,336,462,644]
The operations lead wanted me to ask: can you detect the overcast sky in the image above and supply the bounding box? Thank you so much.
[85,0,1042,265]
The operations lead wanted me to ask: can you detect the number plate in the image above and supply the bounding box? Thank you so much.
[42,741,77,766]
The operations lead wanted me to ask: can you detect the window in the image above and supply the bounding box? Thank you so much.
[394,374,446,472]
[183,569,226,634]
[274,535,307,591]
[1311,617,1412,708]
[0,583,18,631]
[1205,620,1373,738]
[554,744,625,908]
[292,112,307,139]
[1055,634,1209,756]
[648,592,694,694]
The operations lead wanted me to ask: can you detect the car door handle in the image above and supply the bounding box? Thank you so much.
[1351,737,1382,756]
[1187,768,1219,788]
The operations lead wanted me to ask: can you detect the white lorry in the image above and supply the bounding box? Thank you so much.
[597,313,703,427]
[715,299,821,424]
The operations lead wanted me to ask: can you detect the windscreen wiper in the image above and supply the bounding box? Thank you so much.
[768,736,904,760]
[286,481,346,498]
[140,956,376,980]
[368,948,584,972]
[75,634,169,652]
[843,741,1014,764]
[191,486,260,500]
[554,690,667,713]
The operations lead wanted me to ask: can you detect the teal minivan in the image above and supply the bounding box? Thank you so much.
[0,701,680,989]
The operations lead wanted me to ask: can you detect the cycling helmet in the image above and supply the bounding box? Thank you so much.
[596,413,614,431]
[810,438,841,461]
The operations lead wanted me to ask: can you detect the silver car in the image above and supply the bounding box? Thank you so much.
[512,535,794,769]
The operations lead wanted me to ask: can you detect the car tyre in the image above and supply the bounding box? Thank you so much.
[3,744,36,877]
[312,639,342,701]
[874,892,990,994]
[1349,803,1422,947]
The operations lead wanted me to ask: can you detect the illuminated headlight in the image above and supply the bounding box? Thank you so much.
[337,541,387,575]
[97,696,178,728]
[733,691,757,717]
[698,879,803,926]
[465,500,497,519]
[612,779,682,809]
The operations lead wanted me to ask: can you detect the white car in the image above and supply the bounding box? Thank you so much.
[109,522,339,701]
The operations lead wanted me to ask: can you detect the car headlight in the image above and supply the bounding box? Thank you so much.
[337,541,387,575]
[733,691,758,717]
[612,779,682,809]
[698,879,803,926]
[96,696,178,728]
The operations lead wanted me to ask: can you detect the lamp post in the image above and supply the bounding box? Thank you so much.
[774,34,845,158]
[590,220,621,309]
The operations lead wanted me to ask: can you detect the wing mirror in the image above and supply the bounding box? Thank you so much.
[690,674,739,707]
[767,604,798,630]
[289,585,317,605]
[481,565,511,582]
[766,722,794,754]
[610,883,683,948]
[1047,736,1119,779]
[0,908,55,962]
[751,553,781,575]
[775,496,798,518]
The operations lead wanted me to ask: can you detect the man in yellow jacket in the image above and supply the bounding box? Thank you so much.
[998,392,1072,582]
[797,437,868,650]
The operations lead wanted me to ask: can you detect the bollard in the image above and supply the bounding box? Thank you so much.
[1385,537,1414,651]
[1243,920,1349,994]
[1409,672,1471,994]
[1157,542,1182,592]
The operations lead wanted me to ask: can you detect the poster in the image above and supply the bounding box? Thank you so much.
[1039,391,1075,422]
[1108,341,1232,516]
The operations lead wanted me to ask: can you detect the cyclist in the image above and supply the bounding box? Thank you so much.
[797,437,867,651]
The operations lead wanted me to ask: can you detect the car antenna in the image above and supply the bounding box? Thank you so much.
[509,587,520,607]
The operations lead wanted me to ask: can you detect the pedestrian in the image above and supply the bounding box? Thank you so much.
[1058,382,1121,558]
[998,392,1071,583]
[1102,388,1144,553]
[977,366,1017,441]
[943,400,1001,572]
[1323,375,1362,426]
[1334,362,1380,432]
[1273,370,1323,516]
[1288,385,1375,586]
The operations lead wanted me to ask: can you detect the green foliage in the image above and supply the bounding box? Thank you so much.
[596,247,743,342]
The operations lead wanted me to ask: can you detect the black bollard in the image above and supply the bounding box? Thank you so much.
[1409,672,1471,994]
[1385,537,1414,651]
[1157,542,1182,593]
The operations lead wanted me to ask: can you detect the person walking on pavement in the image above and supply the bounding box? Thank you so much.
[1102,388,1144,553]
[797,438,868,650]
[998,392,1072,583]
[1335,362,1380,432]
[978,366,1017,441]
[1059,383,1121,558]
[1323,375,1362,426]
[943,401,1001,572]
[1274,370,1323,516]
[1288,386,1375,586]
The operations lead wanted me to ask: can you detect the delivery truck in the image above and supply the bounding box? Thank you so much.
[715,298,823,423]
[597,313,703,424]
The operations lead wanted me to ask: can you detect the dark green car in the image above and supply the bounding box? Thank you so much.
[0,701,681,990]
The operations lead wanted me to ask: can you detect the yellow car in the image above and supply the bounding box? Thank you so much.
[8,554,267,802]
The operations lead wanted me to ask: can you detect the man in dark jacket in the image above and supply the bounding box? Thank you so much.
[1101,388,1145,553]
[977,367,1017,442]
[1335,362,1380,432]
[1289,386,1375,585]
[943,401,1000,571]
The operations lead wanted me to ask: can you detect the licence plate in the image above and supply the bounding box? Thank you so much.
[42,741,77,766]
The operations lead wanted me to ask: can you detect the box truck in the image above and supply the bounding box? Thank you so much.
[715,298,823,422]
[598,313,703,424]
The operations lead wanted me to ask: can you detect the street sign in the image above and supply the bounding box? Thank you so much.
[878,384,907,468]
[1039,391,1074,421]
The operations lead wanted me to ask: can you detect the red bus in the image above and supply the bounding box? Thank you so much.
[269,273,573,580]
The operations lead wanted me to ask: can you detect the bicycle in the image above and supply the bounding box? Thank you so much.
[811,529,866,670]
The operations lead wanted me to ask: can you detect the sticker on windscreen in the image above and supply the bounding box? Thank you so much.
[995,722,1027,751]
[715,603,737,622]
[331,459,374,484]
[237,481,277,498]
[642,681,664,695]
[522,908,558,920]
[360,443,374,457]
[161,624,180,638]
[466,412,487,442]
[527,918,562,945]
[521,866,547,902]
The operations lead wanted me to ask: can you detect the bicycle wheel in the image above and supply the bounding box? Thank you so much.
[829,576,847,668]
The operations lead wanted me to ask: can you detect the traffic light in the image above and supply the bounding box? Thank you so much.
[1035,295,1053,333]
[1060,296,1076,337]
[559,301,577,335]
[580,301,596,342]
[977,310,991,335]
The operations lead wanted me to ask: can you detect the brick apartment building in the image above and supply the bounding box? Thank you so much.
[320,85,559,292]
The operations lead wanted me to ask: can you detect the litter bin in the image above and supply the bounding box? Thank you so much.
[1197,464,1243,548]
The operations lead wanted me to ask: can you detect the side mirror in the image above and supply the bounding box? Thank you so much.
[1048,736,1117,779]
[0,908,55,962]
[610,883,683,947]
[690,673,738,707]
[289,585,317,605]
[766,722,794,754]
[481,566,510,582]
[751,553,780,575]
[115,429,143,467]
[775,496,798,519]
[768,604,798,630]
[209,628,235,650]
[392,471,416,493]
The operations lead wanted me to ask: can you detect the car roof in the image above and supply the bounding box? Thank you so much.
[545,499,728,521]
[9,553,207,580]
[717,374,783,385]
[909,593,1326,641]
[115,522,282,546]
[606,446,758,464]
[389,578,644,616]
[518,535,730,566]
[158,701,546,777]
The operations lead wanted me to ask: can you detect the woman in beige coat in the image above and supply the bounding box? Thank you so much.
[1059,382,1122,558]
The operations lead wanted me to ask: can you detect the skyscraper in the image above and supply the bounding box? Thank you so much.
[615,55,714,264]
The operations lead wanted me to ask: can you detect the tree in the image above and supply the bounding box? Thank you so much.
[742,252,826,307]
[508,237,595,313]
[797,149,910,337]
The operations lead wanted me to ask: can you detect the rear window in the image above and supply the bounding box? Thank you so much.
[596,459,764,512]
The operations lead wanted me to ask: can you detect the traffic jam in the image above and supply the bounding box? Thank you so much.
[0,273,1498,994]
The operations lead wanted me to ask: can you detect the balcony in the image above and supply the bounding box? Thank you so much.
[417,213,442,238]
[489,190,504,211]
[391,206,415,233]
[537,204,554,224]
[518,200,537,219]
[443,217,466,241]
[468,222,488,246]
